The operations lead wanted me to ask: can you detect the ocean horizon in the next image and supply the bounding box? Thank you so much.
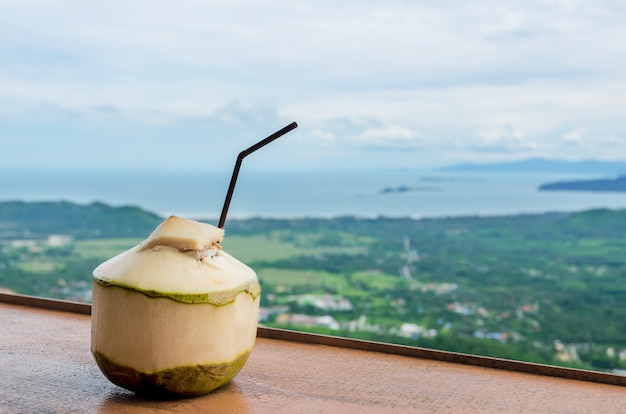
[2,167,626,222]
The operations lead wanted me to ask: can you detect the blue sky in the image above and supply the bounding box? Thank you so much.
[2,0,626,171]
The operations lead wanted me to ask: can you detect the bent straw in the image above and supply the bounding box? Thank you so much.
[218,122,298,229]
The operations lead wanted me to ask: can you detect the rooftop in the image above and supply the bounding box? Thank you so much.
[1,293,624,413]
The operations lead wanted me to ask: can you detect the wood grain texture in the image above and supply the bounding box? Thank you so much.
[1,299,625,413]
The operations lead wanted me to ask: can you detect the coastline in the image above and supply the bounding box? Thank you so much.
[2,168,626,221]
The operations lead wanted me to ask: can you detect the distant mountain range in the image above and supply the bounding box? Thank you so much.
[442,158,626,174]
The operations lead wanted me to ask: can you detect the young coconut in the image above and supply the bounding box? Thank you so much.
[91,215,260,397]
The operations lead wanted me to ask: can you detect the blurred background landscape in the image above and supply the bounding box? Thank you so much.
[1,1,626,375]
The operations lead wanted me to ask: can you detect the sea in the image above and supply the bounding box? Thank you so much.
[2,168,626,222]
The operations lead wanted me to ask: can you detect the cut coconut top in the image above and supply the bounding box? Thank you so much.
[93,216,259,305]
[140,215,225,251]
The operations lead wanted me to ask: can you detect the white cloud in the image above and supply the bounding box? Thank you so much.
[543,0,580,12]
[357,126,420,149]
[2,0,626,169]
[310,129,335,145]
[562,129,585,144]
[476,124,530,149]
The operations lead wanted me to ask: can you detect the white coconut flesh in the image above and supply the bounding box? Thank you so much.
[91,215,260,396]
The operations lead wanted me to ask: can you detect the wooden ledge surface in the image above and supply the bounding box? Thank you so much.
[1,298,625,413]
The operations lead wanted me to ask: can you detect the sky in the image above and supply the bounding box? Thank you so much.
[2,0,626,172]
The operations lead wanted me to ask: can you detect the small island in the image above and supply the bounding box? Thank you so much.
[539,176,626,193]
[379,185,440,194]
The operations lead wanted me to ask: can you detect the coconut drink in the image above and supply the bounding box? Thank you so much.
[91,123,297,397]
[91,216,260,396]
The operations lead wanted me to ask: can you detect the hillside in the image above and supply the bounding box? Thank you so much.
[0,200,163,239]
[442,158,626,174]
[1,201,625,373]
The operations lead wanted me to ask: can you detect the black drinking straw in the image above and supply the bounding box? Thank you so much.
[218,122,298,229]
